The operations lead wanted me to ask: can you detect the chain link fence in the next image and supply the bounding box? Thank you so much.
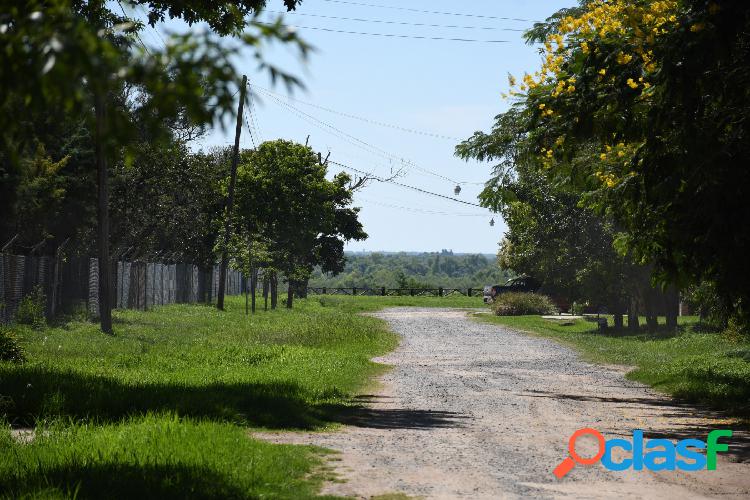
[1,252,244,324]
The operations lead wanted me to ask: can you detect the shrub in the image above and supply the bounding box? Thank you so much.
[15,286,46,329]
[0,326,25,363]
[492,292,556,316]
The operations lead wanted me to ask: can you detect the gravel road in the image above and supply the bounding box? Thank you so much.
[257,308,750,499]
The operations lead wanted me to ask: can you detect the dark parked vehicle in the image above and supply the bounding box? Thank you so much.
[483,275,541,304]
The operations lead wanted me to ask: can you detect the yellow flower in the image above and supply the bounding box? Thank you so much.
[600,153,607,160]
[627,78,639,89]
[598,68,607,76]
[538,103,546,109]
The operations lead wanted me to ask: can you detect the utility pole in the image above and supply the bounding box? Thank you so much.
[217,74,247,311]
[94,91,113,333]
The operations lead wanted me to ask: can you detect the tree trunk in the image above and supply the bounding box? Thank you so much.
[644,288,658,333]
[287,281,294,309]
[665,286,679,330]
[263,273,269,311]
[251,267,257,314]
[628,297,639,332]
[94,92,112,334]
[270,273,278,309]
[217,75,247,311]
[613,313,624,330]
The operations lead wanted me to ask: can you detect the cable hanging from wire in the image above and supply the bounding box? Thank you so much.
[329,159,485,208]
[318,0,542,23]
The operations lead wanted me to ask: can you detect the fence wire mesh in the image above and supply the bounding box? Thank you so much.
[0,252,244,324]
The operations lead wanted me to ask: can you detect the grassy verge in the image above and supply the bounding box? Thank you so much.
[477,314,750,417]
[0,295,403,498]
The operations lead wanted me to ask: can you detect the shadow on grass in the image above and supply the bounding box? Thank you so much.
[3,463,251,500]
[0,368,468,432]
[520,388,750,461]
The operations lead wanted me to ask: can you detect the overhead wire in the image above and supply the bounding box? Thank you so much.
[252,83,460,142]
[256,86,484,185]
[318,0,542,23]
[329,159,485,208]
[268,23,511,43]
[357,197,489,217]
[264,10,527,32]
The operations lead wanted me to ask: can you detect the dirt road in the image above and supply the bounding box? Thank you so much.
[258,308,750,499]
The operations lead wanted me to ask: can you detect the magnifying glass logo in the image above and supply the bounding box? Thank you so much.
[553,428,606,479]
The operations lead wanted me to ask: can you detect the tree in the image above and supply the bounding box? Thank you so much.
[233,140,367,308]
[459,0,749,330]
[1,0,309,332]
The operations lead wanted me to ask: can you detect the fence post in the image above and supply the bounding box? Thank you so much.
[468,288,473,297]
[381,286,385,296]
[410,288,414,296]
[439,286,443,297]
[352,287,357,296]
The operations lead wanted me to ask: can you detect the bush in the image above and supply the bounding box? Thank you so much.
[0,326,25,363]
[15,286,46,329]
[492,292,556,316]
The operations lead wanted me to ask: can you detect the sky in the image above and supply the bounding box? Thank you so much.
[136,0,577,254]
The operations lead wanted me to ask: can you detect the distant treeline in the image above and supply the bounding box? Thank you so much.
[309,251,513,289]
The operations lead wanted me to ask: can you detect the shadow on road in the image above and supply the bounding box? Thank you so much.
[520,388,750,462]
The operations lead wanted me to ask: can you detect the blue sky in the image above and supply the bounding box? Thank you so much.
[138,0,577,254]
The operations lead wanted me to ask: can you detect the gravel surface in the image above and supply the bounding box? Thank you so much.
[257,308,750,499]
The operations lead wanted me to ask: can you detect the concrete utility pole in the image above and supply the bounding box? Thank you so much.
[217,75,247,311]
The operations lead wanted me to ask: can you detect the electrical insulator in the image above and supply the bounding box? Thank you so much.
[454,184,462,196]
[489,218,495,227]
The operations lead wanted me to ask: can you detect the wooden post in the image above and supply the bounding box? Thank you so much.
[381,287,385,296]
[217,75,247,311]
[353,287,357,296]
[439,286,443,297]
[251,267,257,314]
[94,92,113,334]
[468,288,473,297]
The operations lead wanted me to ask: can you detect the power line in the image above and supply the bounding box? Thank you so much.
[265,10,527,32]
[257,88,481,186]
[319,0,541,23]
[252,83,460,142]
[330,159,485,208]
[269,23,511,43]
[357,197,489,217]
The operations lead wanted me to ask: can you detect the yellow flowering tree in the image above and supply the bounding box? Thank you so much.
[459,0,750,330]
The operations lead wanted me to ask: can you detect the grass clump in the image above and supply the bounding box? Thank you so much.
[0,326,25,363]
[15,286,47,330]
[491,292,556,316]
[478,314,750,417]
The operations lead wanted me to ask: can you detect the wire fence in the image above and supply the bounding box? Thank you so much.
[0,252,244,324]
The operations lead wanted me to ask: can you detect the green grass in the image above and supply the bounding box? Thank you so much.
[478,314,750,417]
[0,295,404,499]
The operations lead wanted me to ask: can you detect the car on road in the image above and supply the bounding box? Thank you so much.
[483,275,541,303]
